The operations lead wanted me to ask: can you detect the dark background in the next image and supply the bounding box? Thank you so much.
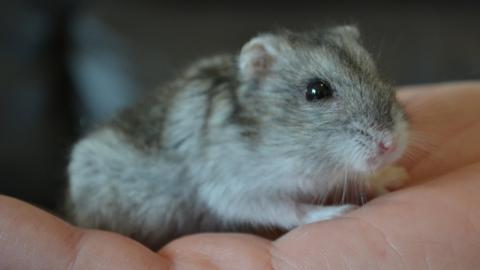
[1,0,479,212]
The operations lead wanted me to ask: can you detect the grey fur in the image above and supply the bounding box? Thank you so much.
[66,26,409,249]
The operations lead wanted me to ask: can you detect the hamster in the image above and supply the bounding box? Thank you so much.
[66,25,409,249]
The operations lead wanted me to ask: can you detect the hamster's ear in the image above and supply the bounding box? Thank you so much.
[238,35,280,81]
[330,25,360,40]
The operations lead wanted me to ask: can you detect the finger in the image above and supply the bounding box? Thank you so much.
[160,233,274,270]
[0,196,168,270]
[275,162,480,270]
[396,82,480,183]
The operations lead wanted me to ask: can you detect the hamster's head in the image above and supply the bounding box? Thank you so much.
[238,26,408,174]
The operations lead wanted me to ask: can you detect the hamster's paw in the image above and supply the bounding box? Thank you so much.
[369,165,409,196]
[301,204,358,225]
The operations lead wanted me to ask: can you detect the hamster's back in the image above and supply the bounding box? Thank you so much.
[66,55,239,248]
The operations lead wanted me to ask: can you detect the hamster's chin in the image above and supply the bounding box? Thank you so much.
[348,150,399,174]
[349,159,380,174]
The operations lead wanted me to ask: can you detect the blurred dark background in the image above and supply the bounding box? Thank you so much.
[1,0,479,212]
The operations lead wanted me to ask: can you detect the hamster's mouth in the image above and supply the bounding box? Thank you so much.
[350,136,408,174]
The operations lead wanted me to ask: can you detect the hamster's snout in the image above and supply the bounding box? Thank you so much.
[365,132,405,171]
[377,137,397,155]
[346,126,406,174]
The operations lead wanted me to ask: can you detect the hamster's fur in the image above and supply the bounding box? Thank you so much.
[67,26,409,249]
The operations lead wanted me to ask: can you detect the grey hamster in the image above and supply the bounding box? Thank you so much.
[66,25,409,249]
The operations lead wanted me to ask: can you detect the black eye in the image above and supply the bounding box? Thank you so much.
[305,80,333,101]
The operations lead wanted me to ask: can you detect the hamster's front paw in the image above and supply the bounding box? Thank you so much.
[369,165,409,196]
[301,204,358,225]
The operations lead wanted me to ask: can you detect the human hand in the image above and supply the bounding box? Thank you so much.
[1,82,480,269]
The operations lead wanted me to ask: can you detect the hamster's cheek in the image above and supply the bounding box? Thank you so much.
[330,137,369,173]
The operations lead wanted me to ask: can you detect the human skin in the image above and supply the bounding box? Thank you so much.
[1,82,480,270]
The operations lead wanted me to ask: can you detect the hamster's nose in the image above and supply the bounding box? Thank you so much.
[378,139,396,154]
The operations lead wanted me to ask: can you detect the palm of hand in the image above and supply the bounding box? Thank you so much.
[1,82,479,270]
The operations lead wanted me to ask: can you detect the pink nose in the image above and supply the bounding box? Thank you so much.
[378,139,396,154]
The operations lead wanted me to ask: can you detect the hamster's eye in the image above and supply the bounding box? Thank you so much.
[305,80,333,101]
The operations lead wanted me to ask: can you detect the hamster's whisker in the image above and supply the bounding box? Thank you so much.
[401,134,449,168]
[341,168,347,204]
[407,132,445,156]
[323,164,345,205]
[411,131,446,148]
[401,150,417,163]
[353,178,361,205]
